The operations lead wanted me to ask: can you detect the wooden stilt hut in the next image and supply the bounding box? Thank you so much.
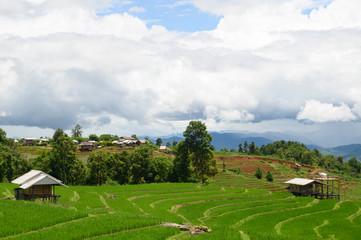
[285,178,328,197]
[11,170,67,203]
[285,173,342,199]
[307,173,342,199]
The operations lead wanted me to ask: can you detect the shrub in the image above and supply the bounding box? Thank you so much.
[255,166,263,179]
[266,171,273,182]
[228,167,242,175]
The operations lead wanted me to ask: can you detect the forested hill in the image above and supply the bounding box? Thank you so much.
[319,144,361,161]
[156,132,317,151]
[154,133,361,161]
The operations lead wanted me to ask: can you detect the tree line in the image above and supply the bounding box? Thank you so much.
[236,140,361,178]
[0,121,217,185]
[0,129,32,182]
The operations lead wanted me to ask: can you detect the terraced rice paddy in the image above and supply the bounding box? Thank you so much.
[1,182,361,239]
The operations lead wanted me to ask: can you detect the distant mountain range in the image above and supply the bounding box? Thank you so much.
[319,144,361,161]
[149,131,361,161]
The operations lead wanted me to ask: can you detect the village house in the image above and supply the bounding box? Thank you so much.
[119,136,141,147]
[11,170,67,202]
[22,138,38,146]
[79,141,97,151]
[160,146,172,154]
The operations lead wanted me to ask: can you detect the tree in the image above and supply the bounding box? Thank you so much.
[266,171,273,182]
[72,124,82,138]
[99,134,112,141]
[88,134,99,141]
[53,128,65,142]
[149,155,174,183]
[87,149,112,185]
[172,140,178,147]
[166,141,171,148]
[156,138,162,147]
[249,142,256,155]
[112,151,129,184]
[128,147,152,184]
[0,128,7,144]
[183,121,216,183]
[49,136,81,185]
[131,134,138,140]
[172,141,192,182]
[255,166,262,179]
[238,142,243,153]
[243,141,249,153]
[0,129,32,182]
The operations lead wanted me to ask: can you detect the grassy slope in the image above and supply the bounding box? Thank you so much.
[2,146,359,239]
[1,181,361,239]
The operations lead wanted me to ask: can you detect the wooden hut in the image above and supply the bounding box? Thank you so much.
[11,170,67,202]
[79,142,96,151]
[22,138,37,146]
[307,173,342,199]
[285,178,328,198]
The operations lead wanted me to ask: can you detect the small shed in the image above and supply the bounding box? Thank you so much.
[11,170,67,202]
[22,138,38,146]
[79,142,96,151]
[285,178,328,198]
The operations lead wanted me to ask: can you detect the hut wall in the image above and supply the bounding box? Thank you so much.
[24,185,52,196]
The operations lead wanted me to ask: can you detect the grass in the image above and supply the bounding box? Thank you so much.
[3,151,361,239]
[2,181,361,239]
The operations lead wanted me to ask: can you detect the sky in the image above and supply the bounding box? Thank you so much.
[1,0,361,147]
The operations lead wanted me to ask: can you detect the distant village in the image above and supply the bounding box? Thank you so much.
[20,136,172,153]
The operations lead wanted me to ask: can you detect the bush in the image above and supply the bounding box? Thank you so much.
[228,167,241,175]
[255,166,263,179]
[266,171,273,182]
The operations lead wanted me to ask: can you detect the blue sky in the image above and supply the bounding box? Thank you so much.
[96,0,222,32]
[301,0,333,16]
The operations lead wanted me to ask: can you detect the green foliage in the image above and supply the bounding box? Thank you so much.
[156,137,162,147]
[255,166,263,179]
[0,128,7,144]
[99,134,118,141]
[172,141,192,182]
[0,129,32,182]
[38,136,85,185]
[88,134,99,141]
[243,140,249,153]
[53,128,65,142]
[71,124,83,138]
[238,142,243,153]
[87,149,113,185]
[228,167,241,175]
[266,171,273,182]
[148,155,174,183]
[131,134,138,140]
[183,121,216,183]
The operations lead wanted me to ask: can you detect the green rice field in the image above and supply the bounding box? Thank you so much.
[1,181,361,240]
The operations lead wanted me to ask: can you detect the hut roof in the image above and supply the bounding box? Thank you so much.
[11,170,67,189]
[284,178,327,186]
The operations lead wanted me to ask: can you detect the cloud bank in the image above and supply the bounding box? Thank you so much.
[1,0,361,146]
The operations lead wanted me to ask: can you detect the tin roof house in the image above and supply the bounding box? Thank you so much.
[11,170,67,202]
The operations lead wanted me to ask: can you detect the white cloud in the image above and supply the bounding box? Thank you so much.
[297,100,356,122]
[128,6,146,13]
[0,0,361,145]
